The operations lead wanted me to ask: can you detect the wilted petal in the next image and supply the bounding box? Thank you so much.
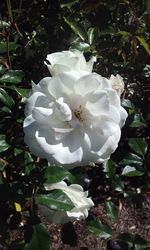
[110,74,124,96]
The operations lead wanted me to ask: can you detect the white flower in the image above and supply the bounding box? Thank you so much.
[39,181,94,224]
[23,70,128,168]
[110,74,125,96]
[45,49,96,76]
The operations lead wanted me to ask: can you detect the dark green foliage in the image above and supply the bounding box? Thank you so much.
[36,190,74,211]
[87,219,113,239]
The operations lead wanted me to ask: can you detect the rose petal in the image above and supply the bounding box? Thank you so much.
[85,90,109,116]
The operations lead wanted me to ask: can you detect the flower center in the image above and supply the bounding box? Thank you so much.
[74,105,84,122]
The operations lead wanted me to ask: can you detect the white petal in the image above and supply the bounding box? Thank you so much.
[23,116,45,157]
[24,92,47,116]
[110,74,124,96]
[32,107,53,124]
[85,90,109,116]
[46,63,70,76]
[35,130,62,155]
[96,135,118,162]
[37,77,53,97]
[68,184,84,192]
[94,118,121,141]
[119,106,128,127]
[86,56,97,72]
[47,74,73,99]
[97,75,112,89]
[105,88,120,108]
[108,105,121,124]
[75,73,100,96]
[46,51,75,65]
[83,128,107,153]
[45,181,67,191]
[55,97,72,121]
[52,132,83,165]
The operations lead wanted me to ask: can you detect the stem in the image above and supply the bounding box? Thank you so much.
[5,0,13,69]
[6,31,12,69]
[6,0,13,23]
[19,0,22,15]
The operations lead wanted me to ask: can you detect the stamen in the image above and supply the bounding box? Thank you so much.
[74,108,84,122]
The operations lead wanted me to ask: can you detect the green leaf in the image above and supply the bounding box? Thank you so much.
[13,87,30,98]
[118,31,130,36]
[88,27,97,45]
[117,233,134,242]
[122,166,144,177]
[103,160,116,179]
[24,224,51,250]
[124,192,142,207]
[0,21,10,29]
[64,17,87,40]
[118,233,150,249]
[14,150,34,175]
[120,153,143,166]
[60,0,80,8]
[71,41,90,52]
[145,153,150,164]
[0,88,15,108]
[44,166,76,184]
[122,99,135,109]
[0,65,7,75]
[113,175,124,192]
[0,158,6,171]
[36,190,74,211]
[136,36,150,55]
[134,235,150,249]
[130,114,145,128]
[87,220,113,239]
[128,138,148,157]
[0,70,24,84]
[105,201,119,223]
[14,148,23,156]
[0,42,19,54]
[0,135,10,152]
[24,152,34,165]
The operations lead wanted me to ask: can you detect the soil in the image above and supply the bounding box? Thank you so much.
[39,193,150,250]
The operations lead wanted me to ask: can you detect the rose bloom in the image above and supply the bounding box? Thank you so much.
[39,181,94,224]
[45,49,96,76]
[24,50,127,168]
[110,74,125,96]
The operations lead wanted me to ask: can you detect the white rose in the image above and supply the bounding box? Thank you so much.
[23,71,128,168]
[45,49,96,76]
[39,181,94,224]
[110,74,125,96]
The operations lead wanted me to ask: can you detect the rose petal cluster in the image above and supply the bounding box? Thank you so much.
[39,181,94,224]
[45,49,96,76]
[24,49,127,168]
